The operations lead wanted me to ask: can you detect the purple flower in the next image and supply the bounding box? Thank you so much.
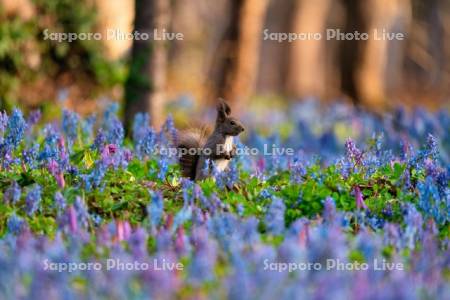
[27,109,41,127]
[345,138,363,166]
[68,205,77,233]
[47,160,65,188]
[101,144,118,164]
[128,227,148,258]
[3,181,21,204]
[290,156,306,183]
[25,184,42,216]
[54,191,66,211]
[354,186,367,210]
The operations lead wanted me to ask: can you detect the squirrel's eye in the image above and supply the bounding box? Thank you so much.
[230,121,236,126]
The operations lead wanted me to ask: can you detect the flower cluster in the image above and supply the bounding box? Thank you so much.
[0,100,448,299]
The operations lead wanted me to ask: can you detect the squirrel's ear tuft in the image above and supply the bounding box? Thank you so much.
[217,98,231,119]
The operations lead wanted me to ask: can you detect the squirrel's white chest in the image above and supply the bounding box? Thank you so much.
[223,136,233,152]
[216,136,233,172]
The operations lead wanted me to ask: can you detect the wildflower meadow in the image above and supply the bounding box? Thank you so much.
[0,100,449,299]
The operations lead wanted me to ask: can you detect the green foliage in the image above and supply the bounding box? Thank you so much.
[0,0,125,109]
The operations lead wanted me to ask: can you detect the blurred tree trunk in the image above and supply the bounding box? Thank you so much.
[124,0,170,131]
[357,0,411,111]
[339,0,367,106]
[340,0,411,111]
[286,0,331,99]
[211,0,269,111]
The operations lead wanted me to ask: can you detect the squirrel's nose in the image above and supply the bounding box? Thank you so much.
[240,126,245,132]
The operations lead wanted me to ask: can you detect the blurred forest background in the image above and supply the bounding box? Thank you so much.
[0,0,449,128]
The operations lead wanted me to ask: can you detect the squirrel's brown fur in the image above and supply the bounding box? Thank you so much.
[177,99,245,181]
[177,127,209,180]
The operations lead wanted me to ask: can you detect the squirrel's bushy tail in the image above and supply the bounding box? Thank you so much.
[177,127,209,180]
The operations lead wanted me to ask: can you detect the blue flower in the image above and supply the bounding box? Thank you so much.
[2,108,26,153]
[161,114,177,146]
[0,110,8,136]
[54,191,66,211]
[418,176,447,224]
[147,191,164,228]
[265,197,285,235]
[7,213,24,234]
[92,129,106,150]
[62,109,80,145]
[74,196,89,229]
[102,103,124,145]
[322,197,336,223]
[25,184,42,216]
[3,181,21,204]
[22,143,39,169]
[83,162,107,191]
[426,133,439,159]
[132,112,150,142]
[38,125,60,162]
[82,114,96,138]
[106,117,124,146]
[225,161,239,188]
[172,206,192,233]
[259,189,272,199]
[136,127,156,158]
[157,157,169,180]
[26,109,41,127]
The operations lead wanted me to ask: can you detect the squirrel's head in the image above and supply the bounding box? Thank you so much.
[215,99,245,136]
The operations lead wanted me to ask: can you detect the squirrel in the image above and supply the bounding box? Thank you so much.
[177,99,245,181]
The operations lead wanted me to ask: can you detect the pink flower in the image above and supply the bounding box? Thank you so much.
[116,220,131,241]
[256,157,265,173]
[354,186,367,210]
[56,172,65,188]
[116,220,124,241]
[68,205,78,233]
[47,160,65,188]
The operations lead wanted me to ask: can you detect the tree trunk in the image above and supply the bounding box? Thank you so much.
[124,0,170,131]
[357,0,411,111]
[286,0,331,99]
[339,0,367,106]
[211,0,269,111]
